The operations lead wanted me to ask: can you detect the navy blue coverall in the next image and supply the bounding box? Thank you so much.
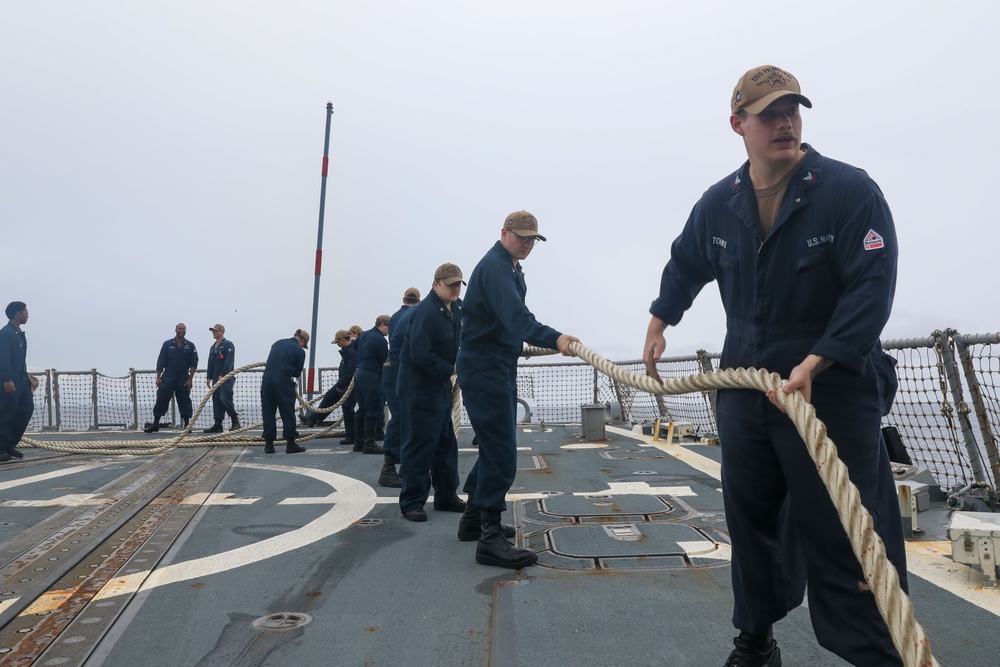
[0,322,33,455]
[458,241,562,513]
[152,338,198,421]
[206,338,237,425]
[397,292,462,512]
[382,304,415,459]
[354,326,388,426]
[305,343,359,439]
[650,145,905,666]
[261,337,305,443]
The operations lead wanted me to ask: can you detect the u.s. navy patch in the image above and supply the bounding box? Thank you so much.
[863,229,884,251]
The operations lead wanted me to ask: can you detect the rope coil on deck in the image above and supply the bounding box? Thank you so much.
[19,343,938,666]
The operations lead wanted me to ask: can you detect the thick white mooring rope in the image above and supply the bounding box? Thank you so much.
[522,342,938,667]
[19,344,938,665]
[19,362,353,455]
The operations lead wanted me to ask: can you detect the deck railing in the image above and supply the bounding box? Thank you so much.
[23,330,999,492]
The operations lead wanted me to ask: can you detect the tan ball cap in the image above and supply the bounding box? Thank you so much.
[434,263,466,286]
[294,328,310,349]
[504,210,546,242]
[731,65,812,115]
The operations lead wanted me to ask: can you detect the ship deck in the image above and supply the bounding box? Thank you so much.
[0,425,993,666]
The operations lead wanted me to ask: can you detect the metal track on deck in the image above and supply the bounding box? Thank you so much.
[0,447,244,665]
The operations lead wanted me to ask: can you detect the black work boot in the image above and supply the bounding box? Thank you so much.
[351,424,365,451]
[286,438,306,454]
[457,503,516,541]
[724,628,781,667]
[143,418,161,434]
[204,422,224,433]
[475,511,537,569]
[230,416,242,431]
[362,418,384,455]
[263,440,275,454]
[378,454,402,487]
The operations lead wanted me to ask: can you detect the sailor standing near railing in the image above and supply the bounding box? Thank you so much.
[643,66,906,667]
[143,323,198,433]
[457,211,579,569]
[203,324,240,433]
[0,301,34,461]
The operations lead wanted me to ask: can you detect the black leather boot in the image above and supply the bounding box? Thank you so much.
[457,503,516,541]
[378,453,402,487]
[351,422,366,451]
[475,511,537,569]
[362,418,384,455]
[230,416,242,431]
[286,438,305,454]
[203,422,224,433]
[724,627,781,667]
[263,440,275,454]
[143,418,161,434]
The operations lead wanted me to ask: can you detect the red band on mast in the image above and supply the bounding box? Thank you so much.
[307,368,315,393]
[321,156,329,177]
[315,250,322,276]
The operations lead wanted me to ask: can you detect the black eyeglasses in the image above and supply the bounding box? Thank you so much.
[512,234,536,246]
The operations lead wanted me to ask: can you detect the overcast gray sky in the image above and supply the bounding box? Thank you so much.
[3,1,996,377]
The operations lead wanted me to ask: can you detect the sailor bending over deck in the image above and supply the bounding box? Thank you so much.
[643,66,907,667]
[458,211,579,569]
[261,329,309,454]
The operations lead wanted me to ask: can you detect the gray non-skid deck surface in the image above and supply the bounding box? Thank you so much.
[1,429,989,666]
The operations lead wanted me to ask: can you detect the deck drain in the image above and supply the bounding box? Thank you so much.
[253,612,313,630]
[633,470,658,475]
[539,491,563,496]
[356,519,384,526]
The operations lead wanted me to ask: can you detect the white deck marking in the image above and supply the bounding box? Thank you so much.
[678,540,732,562]
[93,464,375,598]
[606,425,722,479]
[0,494,101,507]
[181,493,259,505]
[572,482,696,497]
[905,541,1000,615]
[0,464,107,491]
